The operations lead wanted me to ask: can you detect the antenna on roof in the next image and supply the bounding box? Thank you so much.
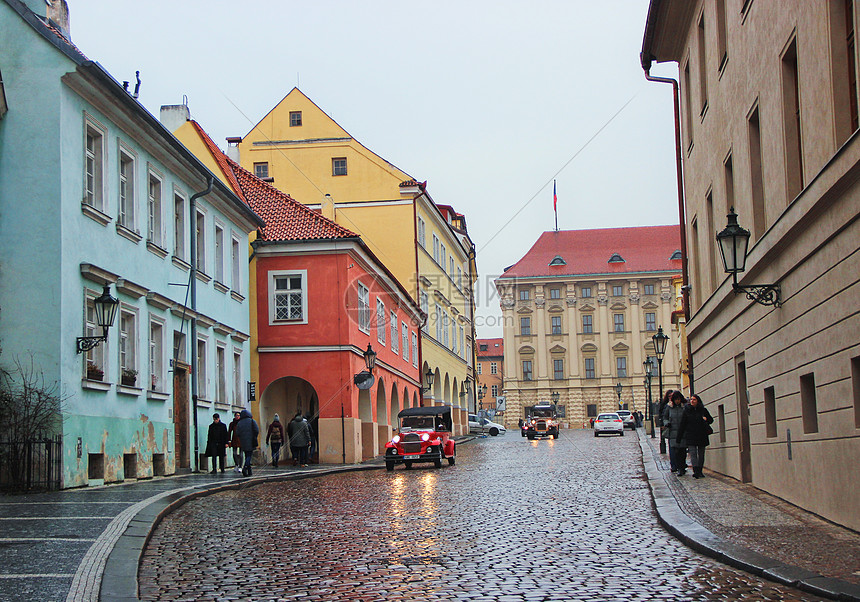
[132,71,141,99]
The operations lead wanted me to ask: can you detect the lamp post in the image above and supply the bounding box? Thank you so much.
[615,381,623,410]
[477,383,487,411]
[76,285,119,354]
[716,207,781,307]
[551,391,560,405]
[644,357,654,438]
[653,326,669,452]
[421,368,435,405]
[363,343,377,372]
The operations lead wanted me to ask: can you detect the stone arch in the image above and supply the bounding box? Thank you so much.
[402,385,410,410]
[375,377,387,426]
[452,376,459,408]
[443,373,451,406]
[379,385,399,453]
[259,376,318,463]
[433,367,442,402]
[412,389,419,408]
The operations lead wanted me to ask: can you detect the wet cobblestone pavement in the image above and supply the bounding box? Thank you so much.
[139,431,826,601]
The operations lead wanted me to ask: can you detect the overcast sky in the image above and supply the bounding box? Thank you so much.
[65,0,680,339]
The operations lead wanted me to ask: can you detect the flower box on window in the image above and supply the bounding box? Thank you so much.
[121,368,138,387]
[86,362,104,381]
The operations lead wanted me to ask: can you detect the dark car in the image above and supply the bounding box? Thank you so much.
[384,406,456,470]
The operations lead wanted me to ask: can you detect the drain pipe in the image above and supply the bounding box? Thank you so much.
[641,59,694,395]
[189,176,213,471]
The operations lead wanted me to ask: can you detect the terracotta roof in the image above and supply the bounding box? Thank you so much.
[500,226,682,279]
[191,121,357,242]
[477,338,504,358]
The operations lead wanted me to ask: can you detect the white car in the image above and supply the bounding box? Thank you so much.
[594,413,624,436]
[616,410,636,430]
[468,414,506,436]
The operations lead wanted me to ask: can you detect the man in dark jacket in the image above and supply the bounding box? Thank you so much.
[266,414,285,468]
[235,409,259,477]
[205,414,228,474]
[227,411,242,473]
[288,412,311,467]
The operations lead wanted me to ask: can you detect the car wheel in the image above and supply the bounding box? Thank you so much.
[434,456,443,468]
[448,455,455,466]
[489,427,499,436]
[404,461,413,470]
[620,431,625,436]
[527,434,535,440]
[385,461,395,472]
[521,430,526,437]
[594,431,599,437]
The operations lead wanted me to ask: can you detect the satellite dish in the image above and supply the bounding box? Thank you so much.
[354,371,375,390]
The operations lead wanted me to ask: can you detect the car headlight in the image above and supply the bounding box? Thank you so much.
[392,435,401,444]
[421,433,430,441]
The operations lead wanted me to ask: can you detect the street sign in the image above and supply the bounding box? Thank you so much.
[496,396,506,411]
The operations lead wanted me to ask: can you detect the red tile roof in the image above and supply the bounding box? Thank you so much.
[191,121,357,242]
[500,226,681,279]
[477,338,504,358]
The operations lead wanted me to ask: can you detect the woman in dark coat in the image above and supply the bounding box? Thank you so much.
[227,411,242,473]
[204,414,228,474]
[235,409,260,476]
[662,390,687,475]
[677,394,714,479]
[658,389,674,453]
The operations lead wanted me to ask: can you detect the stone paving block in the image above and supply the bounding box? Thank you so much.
[801,575,860,602]
[762,564,822,586]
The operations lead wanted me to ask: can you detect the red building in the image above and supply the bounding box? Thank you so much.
[476,338,504,413]
[189,123,423,463]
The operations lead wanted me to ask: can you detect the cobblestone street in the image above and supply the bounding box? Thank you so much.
[138,431,826,601]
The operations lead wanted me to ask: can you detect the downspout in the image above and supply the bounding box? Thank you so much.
[467,243,478,414]
[412,194,425,406]
[642,59,694,394]
[189,176,214,471]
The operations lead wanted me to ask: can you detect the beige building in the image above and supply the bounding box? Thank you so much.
[495,227,684,430]
[642,0,860,530]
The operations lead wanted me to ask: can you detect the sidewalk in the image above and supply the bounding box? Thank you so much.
[637,429,860,602]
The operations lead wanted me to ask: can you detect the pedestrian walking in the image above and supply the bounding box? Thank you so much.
[658,389,673,453]
[266,414,285,468]
[305,413,318,463]
[288,412,311,467]
[662,390,688,475]
[227,411,242,473]
[234,409,259,477]
[677,394,714,479]
[204,413,228,474]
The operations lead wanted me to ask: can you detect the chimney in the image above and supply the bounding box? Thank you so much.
[46,0,70,38]
[226,137,241,163]
[322,194,335,221]
[159,104,190,133]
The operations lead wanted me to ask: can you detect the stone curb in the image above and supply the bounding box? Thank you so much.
[637,431,860,602]
[98,464,381,602]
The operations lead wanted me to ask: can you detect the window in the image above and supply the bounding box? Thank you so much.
[582,314,593,334]
[214,224,225,284]
[839,0,859,138]
[643,283,655,296]
[723,151,735,216]
[148,171,163,246]
[718,404,726,442]
[358,282,370,331]
[119,309,137,380]
[272,272,307,323]
[196,337,207,398]
[616,357,627,378]
[411,333,418,367]
[520,317,531,336]
[450,256,455,278]
[402,322,409,361]
[782,36,804,200]
[195,210,206,273]
[174,193,186,260]
[551,316,562,335]
[84,294,107,379]
[683,61,694,150]
[332,157,347,176]
[433,234,440,264]
[519,289,530,301]
[585,357,595,379]
[491,385,498,397]
[764,386,777,438]
[391,311,399,353]
[443,311,450,348]
[119,150,135,229]
[612,285,623,297]
[377,299,386,345]
[477,363,482,375]
[417,216,426,248]
[216,344,226,404]
[801,373,818,433]
[706,191,718,289]
[149,318,164,391]
[289,111,302,127]
[716,0,728,71]
[748,103,767,239]
[173,330,186,363]
[550,288,561,299]
[613,313,625,332]
[233,350,242,405]
[479,344,488,352]
[457,267,463,289]
[84,121,104,210]
[440,243,446,270]
[553,359,564,380]
[522,360,533,381]
[253,163,269,179]
[698,11,708,115]
[645,312,656,331]
[581,286,592,298]
[420,291,429,333]
[451,319,457,354]
[435,305,443,341]
[490,362,498,375]
[231,236,241,293]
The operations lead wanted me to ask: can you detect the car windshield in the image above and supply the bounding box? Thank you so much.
[400,415,440,430]
[597,414,619,421]
[617,411,630,416]
[532,407,556,418]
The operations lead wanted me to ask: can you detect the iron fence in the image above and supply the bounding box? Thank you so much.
[0,434,62,492]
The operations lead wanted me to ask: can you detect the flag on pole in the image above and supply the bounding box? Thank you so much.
[553,180,558,231]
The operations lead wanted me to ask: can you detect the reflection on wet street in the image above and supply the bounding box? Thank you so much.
[139,431,824,601]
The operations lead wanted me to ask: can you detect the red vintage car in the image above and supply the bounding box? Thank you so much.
[384,406,456,471]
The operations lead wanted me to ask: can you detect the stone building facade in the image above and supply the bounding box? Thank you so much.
[495,227,683,431]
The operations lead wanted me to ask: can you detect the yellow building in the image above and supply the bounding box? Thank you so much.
[231,88,477,432]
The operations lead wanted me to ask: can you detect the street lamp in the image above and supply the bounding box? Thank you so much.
[363,343,377,372]
[644,357,654,439]
[615,381,623,410]
[551,391,560,405]
[421,368,435,394]
[477,383,487,411]
[653,326,669,453]
[76,284,119,354]
[716,207,781,307]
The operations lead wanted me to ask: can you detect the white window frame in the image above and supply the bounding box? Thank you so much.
[435,304,442,341]
[377,298,386,345]
[391,310,399,353]
[417,216,426,248]
[149,315,165,392]
[411,332,418,367]
[452,319,458,354]
[84,117,106,211]
[216,342,227,404]
[118,306,138,382]
[269,270,308,325]
[443,311,450,348]
[147,166,163,247]
[214,222,225,284]
[358,282,370,333]
[490,362,498,375]
[440,243,446,271]
[195,208,206,274]
[420,291,429,333]
[401,321,409,361]
[231,234,242,294]
[491,385,498,397]
[196,335,208,399]
[173,189,187,261]
[433,234,440,264]
[173,329,187,364]
[477,363,482,375]
[233,348,243,405]
[84,289,108,380]
[459,326,464,358]
[118,146,136,230]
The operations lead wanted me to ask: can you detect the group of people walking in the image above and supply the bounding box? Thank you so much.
[659,389,714,479]
[204,410,317,476]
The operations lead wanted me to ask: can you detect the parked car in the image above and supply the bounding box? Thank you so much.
[384,406,456,470]
[616,410,636,430]
[468,414,506,436]
[520,420,529,437]
[593,413,624,436]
